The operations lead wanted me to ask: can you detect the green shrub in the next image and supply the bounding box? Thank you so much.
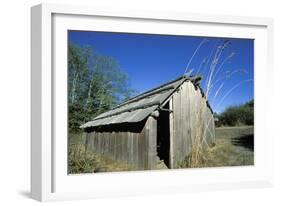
[217,99,254,126]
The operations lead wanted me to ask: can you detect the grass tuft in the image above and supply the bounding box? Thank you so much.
[180,126,254,168]
[68,143,133,174]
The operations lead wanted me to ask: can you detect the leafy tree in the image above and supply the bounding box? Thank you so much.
[68,43,135,132]
[217,99,254,127]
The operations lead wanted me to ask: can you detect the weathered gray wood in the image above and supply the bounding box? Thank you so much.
[146,116,157,169]
[188,82,196,145]
[84,79,215,170]
[169,98,174,168]
[173,88,181,167]
[168,81,215,168]
[171,82,191,167]
[181,82,191,162]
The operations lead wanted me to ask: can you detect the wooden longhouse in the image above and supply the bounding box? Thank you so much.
[81,75,215,170]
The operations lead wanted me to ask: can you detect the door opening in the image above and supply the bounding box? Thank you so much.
[157,103,170,168]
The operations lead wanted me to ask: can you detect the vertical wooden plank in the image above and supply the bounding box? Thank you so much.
[146,116,157,170]
[187,82,192,161]
[139,131,144,169]
[102,132,105,155]
[116,132,119,162]
[94,132,97,152]
[132,132,136,168]
[126,132,129,165]
[135,133,139,169]
[106,132,110,158]
[111,131,117,161]
[104,132,107,156]
[107,132,110,156]
[107,132,112,159]
[181,82,190,160]
[100,132,103,154]
[96,132,99,154]
[178,86,184,163]
[122,132,126,164]
[138,131,143,169]
[173,89,180,166]
[122,132,126,163]
[90,132,94,152]
[116,132,120,162]
[100,133,103,154]
[142,121,148,169]
[119,132,122,162]
[169,98,174,169]
[189,82,196,162]
[186,83,192,159]
[128,132,133,166]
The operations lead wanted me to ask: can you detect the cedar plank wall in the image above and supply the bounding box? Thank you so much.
[170,81,215,168]
[85,116,157,170]
[85,80,214,170]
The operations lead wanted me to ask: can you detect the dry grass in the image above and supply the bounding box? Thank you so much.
[188,99,215,168]
[68,143,133,174]
[184,126,254,168]
[199,138,253,167]
[68,126,254,173]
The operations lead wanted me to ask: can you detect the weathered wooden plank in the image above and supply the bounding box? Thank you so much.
[179,84,184,161]
[188,82,196,145]
[104,132,108,155]
[182,82,190,161]
[186,83,192,159]
[135,132,139,168]
[146,116,157,170]
[132,132,137,168]
[111,131,117,161]
[140,129,144,170]
[128,132,133,166]
[169,98,174,168]
[173,88,181,166]
[138,130,143,169]
[107,132,111,156]
[180,85,185,163]
[118,132,121,161]
[126,132,129,165]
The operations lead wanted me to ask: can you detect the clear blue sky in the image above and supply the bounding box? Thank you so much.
[69,30,254,113]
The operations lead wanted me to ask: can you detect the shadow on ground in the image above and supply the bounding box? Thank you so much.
[18,190,31,198]
[231,134,254,151]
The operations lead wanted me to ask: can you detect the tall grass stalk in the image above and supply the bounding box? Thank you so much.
[184,38,207,74]
[205,40,231,98]
[199,79,253,165]
[184,38,251,168]
[195,56,208,75]
[212,52,235,81]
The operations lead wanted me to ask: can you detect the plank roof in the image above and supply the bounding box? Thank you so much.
[81,75,202,128]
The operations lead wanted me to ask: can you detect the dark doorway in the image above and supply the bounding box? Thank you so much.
[157,103,170,168]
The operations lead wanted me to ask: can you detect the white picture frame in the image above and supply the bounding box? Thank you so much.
[31,3,274,202]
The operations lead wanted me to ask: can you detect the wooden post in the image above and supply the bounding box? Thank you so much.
[169,98,174,169]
